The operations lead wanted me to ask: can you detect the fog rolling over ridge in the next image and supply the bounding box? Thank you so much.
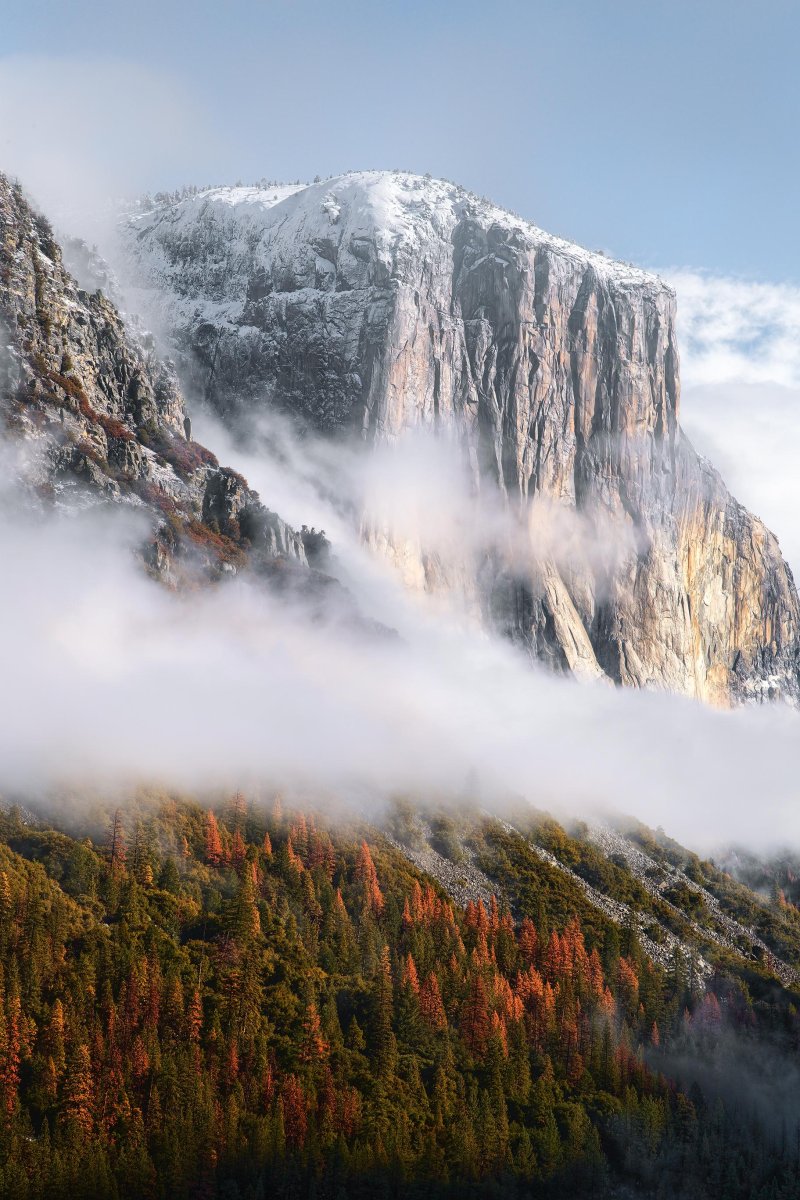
[3,165,800,854]
[4,410,800,854]
[2,403,800,854]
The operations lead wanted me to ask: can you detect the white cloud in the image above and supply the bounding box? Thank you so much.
[670,270,800,389]
[668,270,800,574]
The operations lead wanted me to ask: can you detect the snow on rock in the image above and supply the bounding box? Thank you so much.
[122,171,800,707]
[124,170,666,433]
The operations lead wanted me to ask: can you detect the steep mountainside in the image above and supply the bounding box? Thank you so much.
[125,172,800,705]
[0,174,311,585]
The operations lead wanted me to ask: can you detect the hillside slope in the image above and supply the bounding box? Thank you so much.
[0,795,798,1199]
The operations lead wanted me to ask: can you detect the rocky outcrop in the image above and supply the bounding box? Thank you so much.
[125,171,800,704]
[0,173,307,584]
[585,821,797,988]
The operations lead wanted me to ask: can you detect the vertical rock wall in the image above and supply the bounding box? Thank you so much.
[125,173,800,703]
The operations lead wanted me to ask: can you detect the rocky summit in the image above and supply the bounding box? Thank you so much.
[0,173,317,588]
[124,171,800,705]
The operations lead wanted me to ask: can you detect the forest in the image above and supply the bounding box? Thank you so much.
[0,794,797,1199]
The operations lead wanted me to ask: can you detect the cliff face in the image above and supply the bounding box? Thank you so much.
[125,171,800,704]
[0,173,308,584]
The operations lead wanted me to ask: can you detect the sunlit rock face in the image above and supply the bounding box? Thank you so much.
[125,172,800,704]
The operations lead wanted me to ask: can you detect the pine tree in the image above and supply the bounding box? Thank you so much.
[371,946,396,1076]
[281,1075,307,1148]
[419,972,447,1031]
[204,812,223,868]
[299,1001,329,1065]
[355,842,385,916]
[401,953,420,994]
[230,828,247,872]
[462,974,490,1059]
[0,872,11,927]
[107,809,126,875]
[61,1043,94,1137]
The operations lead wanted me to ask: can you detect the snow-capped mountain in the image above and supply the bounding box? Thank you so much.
[124,171,663,435]
[124,171,800,706]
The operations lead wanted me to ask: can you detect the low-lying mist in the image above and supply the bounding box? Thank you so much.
[3,414,800,856]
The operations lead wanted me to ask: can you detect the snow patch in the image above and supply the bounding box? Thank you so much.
[125,169,669,340]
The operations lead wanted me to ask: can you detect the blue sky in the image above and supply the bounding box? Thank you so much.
[3,0,800,280]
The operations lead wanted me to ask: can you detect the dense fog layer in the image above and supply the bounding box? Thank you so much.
[2,417,799,853]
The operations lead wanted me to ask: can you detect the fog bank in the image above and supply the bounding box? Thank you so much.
[2,419,800,854]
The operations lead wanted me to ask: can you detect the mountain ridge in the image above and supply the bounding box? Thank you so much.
[0,171,323,589]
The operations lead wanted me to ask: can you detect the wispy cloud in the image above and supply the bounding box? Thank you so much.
[669,270,800,572]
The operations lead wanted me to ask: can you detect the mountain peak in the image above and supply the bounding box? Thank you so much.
[132,169,666,298]
[122,169,800,707]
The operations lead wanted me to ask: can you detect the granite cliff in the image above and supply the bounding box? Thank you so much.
[124,171,800,704]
